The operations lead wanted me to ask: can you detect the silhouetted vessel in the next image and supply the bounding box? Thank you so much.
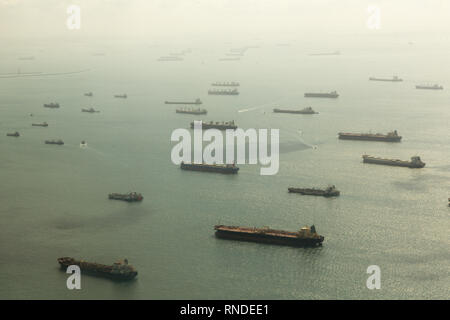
[45,139,64,145]
[181,162,239,174]
[80,140,87,147]
[338,130,401,142]
[304,91,339,98]
[114,94,127,98]
[84,92,93,97]
[32,122,48,127]
[273,107,318,114]
[108,192,143,202]
[6,132,20,137]
[208,88,239,95]
[415,84,443,90]
[369,76,402,82]
[288,185,340,197]
[176,108,207,115]
[82,107,100,113]
[362,155,425,168]
[211,82,240,87]
[44,103,60,108]
[214,225,324,247]
[190,120,237,130]
[165,98,202,105]
[57,257,137,280]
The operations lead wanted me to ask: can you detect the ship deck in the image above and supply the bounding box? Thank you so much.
[215,225,302,238]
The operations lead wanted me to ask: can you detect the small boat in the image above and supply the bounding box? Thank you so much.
[84,92,94,97]
[80,141,87,147]
[6,131,20,137]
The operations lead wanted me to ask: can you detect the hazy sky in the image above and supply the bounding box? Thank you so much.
[0,0,449,39]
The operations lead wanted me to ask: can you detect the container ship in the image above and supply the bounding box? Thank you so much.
[181,162,239,174]
[362,155,425,168]
[108,192,143,202]
[214,225,324,247]
[44,103,60,108]
[32,122,48,127]
[304,91,339,98]
[57,257,137,280]
[211,82,240,87]
[338,130,401,142]
[45,139,64,145]
[208,88,239,95]
[165,98,202,105]
[273,107,318,114]
[415,84,443,90]
[190,120,237,130]
[288,185,340,197]
[176,108,207,115]
[82,107,100,113]
[369,76,402,82]
[6,132,20,137]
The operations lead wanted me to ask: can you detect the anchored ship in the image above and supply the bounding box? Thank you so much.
[416,84,443,90]
[304,91,339,98]
[338,130,401,142]
[82,107,100,113]
[114,94,127,98]
[288,185,340,197]
[6,132,20,137]
[108,192,143,202]
[273,107,318,114]
[181,162,239,174]
[362,155,425,168]
[57,257,137,280]
[44,103,60,108]
[214,225,324,247]
[208,88,239,95]
[84,92,93,97]
[211,82,240,87]
[190,120,237,130]
[369,75,403,82]
[165,98,202,105]
[45,139,64,145]
[32,122,48,127]
[176,108,207,115]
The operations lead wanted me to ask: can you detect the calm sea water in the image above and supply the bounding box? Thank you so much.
[0,34,449,299]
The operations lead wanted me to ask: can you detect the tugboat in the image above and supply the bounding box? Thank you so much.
[214,224,324,247]
[108,192,143,202]
[165,98,202,105]
[288,185,340,197]
[45,139,64,145]
[84,92,94,97]
[114,94,127,99]
[82,107,100,113]
[190,120,237,130]
[338,130,401,142]
[176,108,207,115]
[181,161,239,174]
[44,103,60,108]
[32,122,48,127]
[362,155,425,168]
[57,257,138,280]
[6,131,20,137]
[304,91,339,98]
[273,107,318,114]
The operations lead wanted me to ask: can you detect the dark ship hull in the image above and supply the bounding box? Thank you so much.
[273,108,317,114]
[181,162,239,174]
[6,132,20,137]
[304,92,338,98]
[32,123,48,127]
[369,77,402,82]
[165,100,202,105]
[57,257,137,281]
[362,155,425,168]
[288,188,340,197]
[339,133,401,142]
[108,193,143,202]
[208,90,239,95]
[45,140,64,145]
[190,122,237,130]
[415,85,443,90]
[214,225,324,247]
[176,109,207,115]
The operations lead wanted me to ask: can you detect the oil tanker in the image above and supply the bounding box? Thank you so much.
[338,130,401,142]
[190,120,237,130]
[362,155,425,168]
[165,98,202,105]
[181,162,239,174]
[304,91,339,98]
[57,257,137,280]
[214,225,324,247]
[288,185,340,197]
[176,108,207,115]
[273,107,318,114]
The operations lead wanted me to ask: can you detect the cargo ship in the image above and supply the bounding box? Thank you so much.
[304,91,339,98]
[214,225,324,247]
[44,103,60,108]
[176,108,207,115]
[45,139,64,145]
[84,92,93,97]
[208,88,239,95]
[108,192,143,202]
[114,94,127,98]
[273,107,318,114]
[415,84,443,90]
[369,76,403,82]
[32,122,48,127]
[211,82,240,87]
[288,185,340,197]
[362,155,425,168]
[6,132,20,137]
[165,98,202,105]
[57,257,137,280]
[82,107,100,113]
[190,120,237,130]
[338,130,401,142]
[181,162,239,174]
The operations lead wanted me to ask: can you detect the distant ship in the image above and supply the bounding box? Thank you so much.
[32,122,48,127]
[208,88,239,95]
[304,91,339,98]
[45,139,64,145]
[415,84,443,90]
[369,76,403,82]
[6,132,20,137]
[181,162,239,174]
[44,103,60,108]
[190,120,237,130]
[338,130,401,142]
[211,82,240,87]
[57,257,137,280]
[273,107,318,114]
[108,192,143,202]
[82,107,100,113]
[114,94,127,98]
[80,140,87,147]
[176,108,207,115]
[165,98,202,105]
[309,51,340,56]
[214,225,324,247]
[157,56,183,61]
[84,92,93,97]
[362,155,425,168]
[288,185,340,197]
